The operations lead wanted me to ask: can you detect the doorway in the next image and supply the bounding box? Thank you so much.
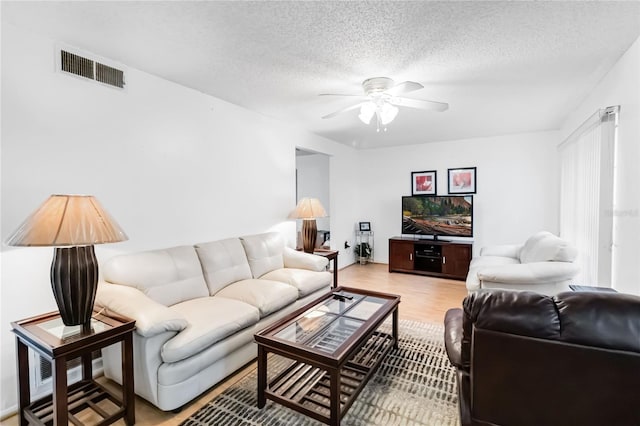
[295,148,330,249]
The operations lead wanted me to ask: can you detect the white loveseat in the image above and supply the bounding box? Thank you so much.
[466,231,579,295]
[95,232,332,411]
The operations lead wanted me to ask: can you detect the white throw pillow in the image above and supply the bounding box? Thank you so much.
[519,231,577,264]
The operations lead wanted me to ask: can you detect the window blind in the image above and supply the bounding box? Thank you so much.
[558,106,618,286]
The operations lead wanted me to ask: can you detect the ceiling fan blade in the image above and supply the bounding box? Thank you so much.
[386,81,424,96]
[391,97,449,112]
[319,93,368,99]
[321,102,366,119]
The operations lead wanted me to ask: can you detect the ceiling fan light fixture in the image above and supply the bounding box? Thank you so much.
[320,77,448,128]
[358,102,376,124]
[380,102,399,125]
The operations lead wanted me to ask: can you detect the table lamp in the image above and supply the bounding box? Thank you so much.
[6,195,128,327]
[288,197,327,253]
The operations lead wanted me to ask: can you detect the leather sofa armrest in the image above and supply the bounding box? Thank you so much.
[479,244,522,258]
[444,308,464,370]
[477,262,579,285]
[283,247,328,271]
[96,282,188,337]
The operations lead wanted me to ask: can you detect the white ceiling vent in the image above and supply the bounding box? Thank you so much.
[57,46,126,89]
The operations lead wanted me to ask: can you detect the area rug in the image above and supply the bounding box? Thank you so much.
[181,320,459,426]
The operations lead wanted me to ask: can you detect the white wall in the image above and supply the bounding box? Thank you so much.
[0,24,358,415]
[296,153,330,238]
[560,36,640,295]
[356,131,560,263]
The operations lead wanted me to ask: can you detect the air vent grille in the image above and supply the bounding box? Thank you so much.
[61,50,94,80]
[60,49,125,89]
[39,354,52,380]
[96,62,124,88]
[39,351,102,380]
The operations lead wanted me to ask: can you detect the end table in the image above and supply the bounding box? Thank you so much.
[11,311,136,426]
[569,284,618,293]
[313,249,339,288]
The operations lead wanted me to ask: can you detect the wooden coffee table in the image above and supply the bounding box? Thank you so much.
[254,286,400,425]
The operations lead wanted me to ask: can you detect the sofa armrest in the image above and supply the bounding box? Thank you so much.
[477,262,580,285]
[444,308,464,370]
[479,244,522,258]
[96,282,188,337]
[283,247,328,271]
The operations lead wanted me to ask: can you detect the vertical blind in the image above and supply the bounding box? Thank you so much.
[558,106,618,286]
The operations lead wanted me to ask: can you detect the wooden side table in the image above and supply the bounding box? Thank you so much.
[313,249,339,288]
[569,284,618,293]
[11,311,136,426]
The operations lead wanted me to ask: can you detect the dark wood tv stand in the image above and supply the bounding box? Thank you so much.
[388,236,472,280]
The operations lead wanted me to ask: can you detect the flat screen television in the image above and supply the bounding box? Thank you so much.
[402,195,473,238]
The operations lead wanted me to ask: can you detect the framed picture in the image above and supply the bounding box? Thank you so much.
[448,167,477,194]
[411,170,437,195]
[359,222,371,232]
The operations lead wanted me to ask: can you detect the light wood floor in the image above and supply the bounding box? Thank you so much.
[2,263,467,426]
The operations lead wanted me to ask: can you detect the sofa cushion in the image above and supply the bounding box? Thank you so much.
[240,232,286,278]
[476,262,580,285]
[216,278,298,317]
[195,238,253,295]
[103,246,209,307]
[261,268,331,297]
[555,291,640,352]
[466,256,521,290]
[519,231,577,264]
[161,297,259,363]
[470,255,521,269]
[479,244,522,259]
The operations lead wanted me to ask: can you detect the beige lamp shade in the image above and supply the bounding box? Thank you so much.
[288,198,328,220]
[6,194,128,247]
[288,197,327,254]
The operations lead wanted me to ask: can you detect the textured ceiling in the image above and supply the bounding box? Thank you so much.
[3,1,640,148]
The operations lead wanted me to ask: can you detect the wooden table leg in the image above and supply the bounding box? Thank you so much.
[392,307,399,349]
[15,339,30,426]
[81,352,92,382]
[329,368,341,425]
[53,356,68,425]
[332,257,338,288]
[257,345,267,408]
[122,332,135,425]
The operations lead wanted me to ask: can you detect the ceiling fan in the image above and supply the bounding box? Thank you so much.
[320,77,448,132]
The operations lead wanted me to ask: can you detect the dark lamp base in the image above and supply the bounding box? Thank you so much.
[302,219,317,254]
[50,245,98,326]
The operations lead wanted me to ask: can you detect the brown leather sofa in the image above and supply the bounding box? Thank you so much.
[444,289,640,426]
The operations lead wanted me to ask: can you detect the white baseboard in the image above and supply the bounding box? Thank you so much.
[0,404,18,421]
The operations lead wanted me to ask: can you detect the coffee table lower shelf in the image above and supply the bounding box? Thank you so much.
[265,331,394,424]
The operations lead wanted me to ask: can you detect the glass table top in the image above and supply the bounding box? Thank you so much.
[273,291,391,354]
[37,317,110,343]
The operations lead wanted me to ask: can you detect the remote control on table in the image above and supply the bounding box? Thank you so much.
[332,292,353,301]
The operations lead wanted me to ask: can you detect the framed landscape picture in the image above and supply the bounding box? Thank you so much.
[411,170,437,195]
[448,167,476,194]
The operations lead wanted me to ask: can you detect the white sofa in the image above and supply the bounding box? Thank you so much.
[95,232,332,411]
[466,231,579,295]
